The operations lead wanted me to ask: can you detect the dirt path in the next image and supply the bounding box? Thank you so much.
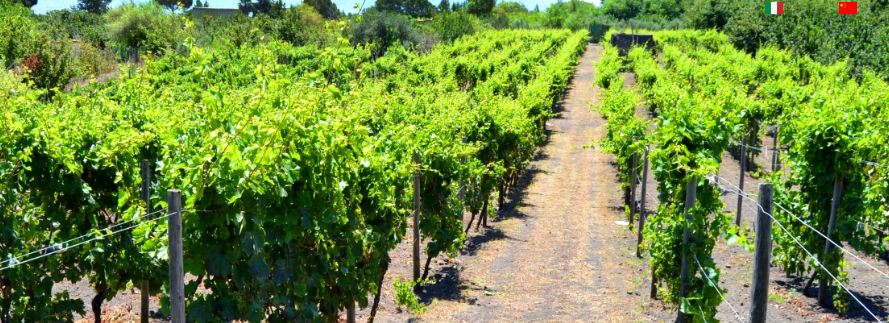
[365,44,671,322]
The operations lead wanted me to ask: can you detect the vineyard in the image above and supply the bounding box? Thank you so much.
[598,29,889,322]
[0,28,587,321]
[3,0,889,321]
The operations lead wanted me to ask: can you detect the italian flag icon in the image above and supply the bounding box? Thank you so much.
[765,1,784,14]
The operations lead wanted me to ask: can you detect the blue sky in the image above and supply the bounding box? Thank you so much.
[33,0,600,14]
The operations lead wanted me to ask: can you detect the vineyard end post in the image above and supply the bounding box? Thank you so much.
[750,183,773,323]
[412,153,421,283]
[630,152,638,225]
[140,160,151,323]
[678,176,697,323]
[818,176,843,307]
[637,148,649,258]
[770,125,780,173]
[167,190,185,323]
[347,301,356,323]
[735,139,747,226]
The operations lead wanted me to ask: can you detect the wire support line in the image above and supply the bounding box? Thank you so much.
[729,140,787,153]
[771,202,889,282]
[693,254,745,323]
[741,194,884,323]
[713,182,884,322]
[711,175,887,321]
[710,174,757,199]
[858,159,889,168]
[855,220,889,237]
[713,176,889,282]
[0,208,168,267]
[0,211,175,272]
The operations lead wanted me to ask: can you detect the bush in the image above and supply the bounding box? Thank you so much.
[106,3,184,55]
[275,4,336,46]
[349,10,424,57]
[431,11,481,42]
[38,10,110,47]
[0,2,75,93]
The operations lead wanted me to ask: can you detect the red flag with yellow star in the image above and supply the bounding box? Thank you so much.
[839,1,858,14]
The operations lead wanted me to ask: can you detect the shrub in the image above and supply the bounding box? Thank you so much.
[431,11,480,42]
[349,10,423,57]
[275,4,336,46]
[106,2,184,55]
[38,10,110,47]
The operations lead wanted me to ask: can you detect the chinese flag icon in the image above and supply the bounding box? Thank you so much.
[839,1,858,14]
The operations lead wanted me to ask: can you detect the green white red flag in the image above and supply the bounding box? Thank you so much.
[765,1,784,14]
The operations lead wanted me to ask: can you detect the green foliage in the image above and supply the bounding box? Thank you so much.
[349,10,424,57]
[156,0,194,11]
[275,5,336,46]
[106,2,185,55]
[723,0,889,81]
[493,1,527,14]
[375,0,435,17]
[238,0,285,17]
[466,0,494,15]
[604,0,643,20]
[38,10,109,46]
[393,278,427,314]
[545,0,609,41]
[431,11,481,42]
[76,0,112,13]
[0,29,588,321]
[595,42,622,88]
[304,0,340,19]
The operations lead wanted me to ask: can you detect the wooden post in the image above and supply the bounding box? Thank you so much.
[629,152,638,225]
[347,301,356,323]
[167,190,185,323]
[750,183,773,323]
[818,176,843,307]
[770,126,780,173]
[636,148,649,258]
[140,160,151,323]
[412,153,421,282]
[650,270,658,299]
[678,176,697,323]
[736,139,747,226]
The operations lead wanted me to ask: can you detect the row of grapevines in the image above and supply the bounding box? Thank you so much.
[651,29,889,312]
[0,29,588,321]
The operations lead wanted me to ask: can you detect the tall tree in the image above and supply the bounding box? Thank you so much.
[239,0,285,16]
[375,0,435,17]
[304,0,339,19]
[16,0,37,7]
[466,0,493,15]
[155,0,194,11]
[77,0,112,13]
[438,0,449,12]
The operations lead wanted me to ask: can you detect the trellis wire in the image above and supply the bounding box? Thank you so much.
[0,211,173,271]
[0,208,168,267]
[715,181,884,322]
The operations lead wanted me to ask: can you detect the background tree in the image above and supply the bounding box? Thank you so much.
[374,0,435,17]
[239,0,285,16]
[15,0,37,7]
[155,0,194,11]
[438,0,449,12]
[304,0,339,19]
[466,0,494,15]
[77,0,112,13]
[493,1,526,14]
[603,0,642,21]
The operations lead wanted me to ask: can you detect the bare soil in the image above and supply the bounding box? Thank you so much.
[359,44,673,322]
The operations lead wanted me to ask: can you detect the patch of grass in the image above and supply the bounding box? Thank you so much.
[768,292,788,304]
[394,278,428,315]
